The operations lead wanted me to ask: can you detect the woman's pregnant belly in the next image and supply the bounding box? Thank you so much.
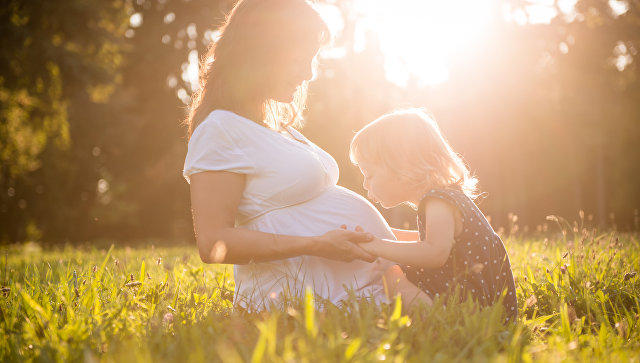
[235,186,395,310]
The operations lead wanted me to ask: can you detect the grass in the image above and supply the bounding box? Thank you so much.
[1,222,639,362]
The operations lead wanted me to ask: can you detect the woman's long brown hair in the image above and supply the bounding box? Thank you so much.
[185,0,330,137]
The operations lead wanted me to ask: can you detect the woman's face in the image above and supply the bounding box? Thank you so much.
[266,45,318,103]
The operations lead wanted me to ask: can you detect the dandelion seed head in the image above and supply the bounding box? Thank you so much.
[163,312,174,324]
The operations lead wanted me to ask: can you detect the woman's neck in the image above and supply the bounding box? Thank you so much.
[215,97,263,125]
[227,107,264,126]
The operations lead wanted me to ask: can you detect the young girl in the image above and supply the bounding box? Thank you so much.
[349,108,518,321]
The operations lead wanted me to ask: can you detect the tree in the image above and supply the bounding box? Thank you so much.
[0,0,129,242]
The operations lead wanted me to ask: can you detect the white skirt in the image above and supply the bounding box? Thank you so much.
[235,186,395,310]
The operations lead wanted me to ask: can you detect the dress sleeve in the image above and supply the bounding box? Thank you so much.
[183,117,255,183]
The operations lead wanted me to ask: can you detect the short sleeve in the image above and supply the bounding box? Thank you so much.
[183,116,255,183]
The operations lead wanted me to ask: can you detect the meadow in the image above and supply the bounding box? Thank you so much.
[1,217,639,362]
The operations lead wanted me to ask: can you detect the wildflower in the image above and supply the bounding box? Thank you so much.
[163,312,174,324]
[222,290,232,301]
[560,265,567,274]
[624,272,636,281]
[615,320,628,338]
[525,295,537,307]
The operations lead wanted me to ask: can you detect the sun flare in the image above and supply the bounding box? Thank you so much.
[348,0,496,87]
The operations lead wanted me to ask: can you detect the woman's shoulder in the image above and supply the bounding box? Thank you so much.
[192,109,267,143]
[196,109,254,132]
[184,110,258,180]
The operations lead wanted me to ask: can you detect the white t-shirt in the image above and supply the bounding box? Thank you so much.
[183,109,394,310]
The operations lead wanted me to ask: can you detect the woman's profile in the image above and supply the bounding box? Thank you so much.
[183,0,395,310]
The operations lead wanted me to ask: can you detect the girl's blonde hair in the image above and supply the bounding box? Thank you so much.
[185,0,331,137]
[350,108,478,200]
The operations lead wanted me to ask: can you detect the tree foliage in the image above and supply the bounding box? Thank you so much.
[0,0,129,241]
[0,0,638,243]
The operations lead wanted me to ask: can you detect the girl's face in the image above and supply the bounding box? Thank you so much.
[357,160,415,209]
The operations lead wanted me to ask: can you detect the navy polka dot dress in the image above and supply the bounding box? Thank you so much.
[401,187,518,321]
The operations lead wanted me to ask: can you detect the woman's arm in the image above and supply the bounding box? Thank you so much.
[357,199,456,268]
[390,228,419,241]
[190,171,376,264]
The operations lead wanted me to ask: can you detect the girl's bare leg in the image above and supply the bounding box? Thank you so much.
[383,265,433,310]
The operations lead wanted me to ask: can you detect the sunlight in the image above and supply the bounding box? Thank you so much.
[330,0,586,87]
[349,0,496,87]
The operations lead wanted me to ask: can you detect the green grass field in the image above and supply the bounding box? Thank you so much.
[1,221,639,362]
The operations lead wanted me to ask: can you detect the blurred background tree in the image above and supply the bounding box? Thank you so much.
[0,0,129,242]
[1,0,638,244]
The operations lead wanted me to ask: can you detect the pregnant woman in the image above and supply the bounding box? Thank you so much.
[183,0,394,310]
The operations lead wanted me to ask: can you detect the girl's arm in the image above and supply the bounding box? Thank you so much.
[358,199,456,269]
[190,171,375,264]
[390,228,419,241]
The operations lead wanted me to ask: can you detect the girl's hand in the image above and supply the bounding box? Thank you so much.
[310,229,376,262]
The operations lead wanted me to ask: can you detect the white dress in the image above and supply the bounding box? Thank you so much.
[183,110,394,310]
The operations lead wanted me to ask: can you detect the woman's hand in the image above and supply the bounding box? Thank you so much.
[310,229,376,262]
